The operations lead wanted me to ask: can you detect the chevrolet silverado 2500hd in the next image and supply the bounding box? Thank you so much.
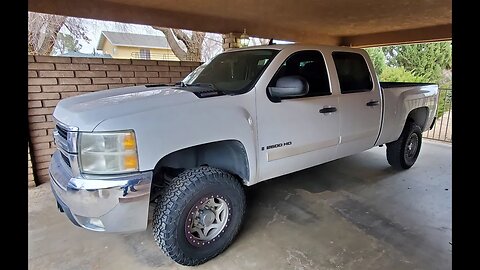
[49,44,438,265]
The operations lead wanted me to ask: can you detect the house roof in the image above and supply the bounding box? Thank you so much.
[96,31,170,50]
[59,51,112,58]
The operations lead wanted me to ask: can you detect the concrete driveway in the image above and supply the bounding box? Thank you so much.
[28,140,451,270]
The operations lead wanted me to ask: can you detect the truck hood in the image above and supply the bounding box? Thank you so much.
[53,85,198,131]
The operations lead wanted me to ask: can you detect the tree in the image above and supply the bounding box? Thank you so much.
[150,28,273,62]
[365,47,386,75]
[53,33,82,55]
[28,12,90,55]
[382,42,452,83]
[201,33,223,62]
[152,27,205,61]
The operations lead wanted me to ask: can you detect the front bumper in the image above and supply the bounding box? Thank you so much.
[49,150,152,233]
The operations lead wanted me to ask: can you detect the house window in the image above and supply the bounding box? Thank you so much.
[139,49,151,60]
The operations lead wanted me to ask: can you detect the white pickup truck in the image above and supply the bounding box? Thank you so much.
[49,44,438,265]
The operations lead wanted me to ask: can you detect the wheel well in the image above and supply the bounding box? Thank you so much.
[150,140,249,200]
[406,107,429,130]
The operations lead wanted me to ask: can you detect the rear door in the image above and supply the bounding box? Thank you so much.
[332,51,382,158]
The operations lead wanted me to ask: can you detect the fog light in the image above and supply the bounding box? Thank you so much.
[89,218,104,229]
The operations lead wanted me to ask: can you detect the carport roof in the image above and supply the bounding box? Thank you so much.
[28,0,451,47]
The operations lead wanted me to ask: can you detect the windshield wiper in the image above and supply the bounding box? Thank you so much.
[187,83,218,90]
[179,82,230,97]
[184,83,228,94]
[174,81,188,87]
[174,82,218,91]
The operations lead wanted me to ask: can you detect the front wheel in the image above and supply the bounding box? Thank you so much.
[386,122,422,169]
[152,166,246,266]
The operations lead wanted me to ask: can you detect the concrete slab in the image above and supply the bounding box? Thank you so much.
[28,140,451,270]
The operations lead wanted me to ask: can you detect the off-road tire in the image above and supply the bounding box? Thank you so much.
[386,122,422,169]
[152,166,246,266]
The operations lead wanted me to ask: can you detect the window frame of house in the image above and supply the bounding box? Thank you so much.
[139,48,151,60]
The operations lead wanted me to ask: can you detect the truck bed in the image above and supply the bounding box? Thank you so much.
[380,82,436,88]
[376,82,438,146]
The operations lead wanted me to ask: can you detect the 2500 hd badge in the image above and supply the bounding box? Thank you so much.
[262,141,292,151]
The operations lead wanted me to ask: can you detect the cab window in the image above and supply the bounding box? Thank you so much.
[332,52,373,93]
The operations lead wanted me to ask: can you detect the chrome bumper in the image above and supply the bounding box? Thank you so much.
[49,150,152,233]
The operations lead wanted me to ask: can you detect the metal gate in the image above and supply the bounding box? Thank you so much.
[424,88,452,142]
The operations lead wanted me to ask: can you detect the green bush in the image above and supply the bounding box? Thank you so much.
[381,42,451,83]
[436,90,452,119]
[379,67,426,83]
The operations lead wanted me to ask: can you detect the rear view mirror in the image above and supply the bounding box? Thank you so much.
[268,75,309,99]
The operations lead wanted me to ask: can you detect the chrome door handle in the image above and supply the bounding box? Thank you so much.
[366,100,380,106]
[319,107,337,113]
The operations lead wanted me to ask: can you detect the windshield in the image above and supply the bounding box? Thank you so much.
[182,49,279,94]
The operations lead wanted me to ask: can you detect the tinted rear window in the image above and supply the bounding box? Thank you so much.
[332,52,373,93]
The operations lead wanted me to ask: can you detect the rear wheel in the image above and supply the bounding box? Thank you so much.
[386,122,422,169]
[152,166,246,266]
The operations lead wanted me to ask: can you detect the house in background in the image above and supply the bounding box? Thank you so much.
[96,31,179,61]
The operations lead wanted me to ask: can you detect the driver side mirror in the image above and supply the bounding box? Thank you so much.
[268,75,309,100]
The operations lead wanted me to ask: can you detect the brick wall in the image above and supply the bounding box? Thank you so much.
[222,33,242,51]
[28,55,201,184]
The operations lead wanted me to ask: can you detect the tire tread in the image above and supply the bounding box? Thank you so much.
[152,166,245,266]
[386,122,422,169]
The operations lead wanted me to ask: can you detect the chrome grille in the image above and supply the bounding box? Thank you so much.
[53,120,80,176]
[53,127,69,153]
[60,152,71,167]
[53,122,78,154]
[56,124,68,140]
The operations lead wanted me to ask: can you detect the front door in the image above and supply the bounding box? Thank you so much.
[332,51,382,158]
[256,50,340,181]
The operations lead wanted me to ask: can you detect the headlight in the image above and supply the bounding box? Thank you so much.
[78,130,138,174]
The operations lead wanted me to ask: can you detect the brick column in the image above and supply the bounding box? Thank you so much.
[222,32,242,51]
[28,143,36,188]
